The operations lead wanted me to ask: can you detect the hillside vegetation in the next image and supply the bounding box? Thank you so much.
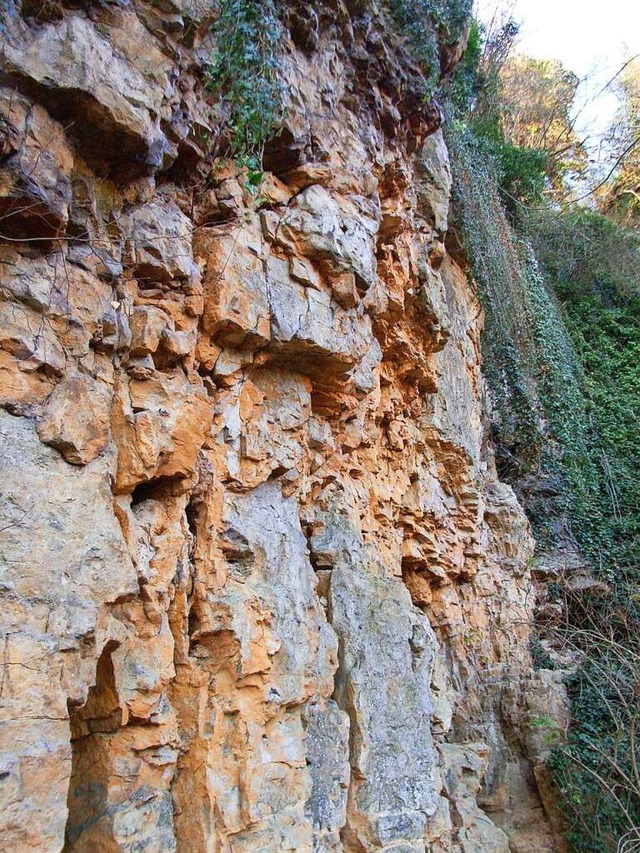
[445,20,640,852]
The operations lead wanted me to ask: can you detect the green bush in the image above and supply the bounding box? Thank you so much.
[388,0,472,96]
[446,122,547,473]
[495,142,547,210]
[205,0,285,168]
[530,210,640,586]
[446,19,640,852]
[548,632,640,852]
[447,17,482,113]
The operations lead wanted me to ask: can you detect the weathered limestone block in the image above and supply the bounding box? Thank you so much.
[217,484,338,702]
[146,0,214,19]
[159,328,195,365]
[438,744,511,853]
[483,480,536,564]
[1,14,169,171]
[200,220,374,381]
[0,349,57,410]
[126,201,195,282]
[0,248,56,312]
[0,249,119,412]
[110,611,176,721]
[129,305,171,356]
[303,698,351,853]
[331,566,439,851]
[306,487,439,851]
[277,185,380,291]
[0,88,73,240]
[416,262,450,352]
[36,372,112,464]
[497,671,570,853]
[66,718,179,853]
[238,368,312,485]
[266,255,374,379]
[290,255,322,289]
[178,483,340,851]
[0,297,66,376]
[48,266,116,360]
[200,224,272,348]
[63,491,192,852]
[416,128,452,235]
[0,410,138,852]
[0,631,72,853]
[111,371,212,493]
[422,257,484,465]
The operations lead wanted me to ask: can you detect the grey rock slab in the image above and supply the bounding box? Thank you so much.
[126,201,195,282]
[307,486,440,851]
[278,186,379,290]
[217,483,338,704]
[0,409,137,609]
[416,129,452,235]
[330,564,439,850]
[303,698,350,852]
[0,410,138,852]
[2,15,168,170]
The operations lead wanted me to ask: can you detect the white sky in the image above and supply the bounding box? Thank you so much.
[475,0,640,155]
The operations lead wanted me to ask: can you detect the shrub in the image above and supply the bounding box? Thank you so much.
[450,115,640,850]
[446,20,640,852]
[388,0,473,96]
[495,142,547,210]
[205,0,285,169]
[548,629,640,852]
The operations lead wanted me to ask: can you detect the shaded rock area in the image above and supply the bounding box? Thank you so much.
[0,2,565,851]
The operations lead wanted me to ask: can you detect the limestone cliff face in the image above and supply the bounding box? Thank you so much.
[0,2,562,851]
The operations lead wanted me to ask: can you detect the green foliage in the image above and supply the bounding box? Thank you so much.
[529,209,640,300]
[530,211,640,590]
[548,635,640,852]
[495,143,547,209]
[446,122,546,473]
[447,18,640,853]
[387,0,472,95]
[445,19,548,211]
[451,119,640,850]
[205,0,285,166]
[447,18,482,113]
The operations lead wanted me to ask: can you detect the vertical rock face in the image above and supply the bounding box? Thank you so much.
[0,2,560,851]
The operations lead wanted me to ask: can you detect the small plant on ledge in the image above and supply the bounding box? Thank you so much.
[205,0,286,180]
[387,0,473,97]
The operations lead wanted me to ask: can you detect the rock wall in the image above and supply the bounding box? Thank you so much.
[0,2,563,851]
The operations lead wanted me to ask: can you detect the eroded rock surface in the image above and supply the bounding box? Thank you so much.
[0,2,562,851]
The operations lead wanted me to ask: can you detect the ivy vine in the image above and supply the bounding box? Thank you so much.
[205,0,285,173]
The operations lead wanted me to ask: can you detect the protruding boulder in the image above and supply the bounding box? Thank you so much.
[277,185,380,291]
[37,372,112,465]
[129,306,170,356]
[416,129,453,235]
[1,15,170,173]
[111,372,212,493]
[125,202,194,282]
[0,88,73,241]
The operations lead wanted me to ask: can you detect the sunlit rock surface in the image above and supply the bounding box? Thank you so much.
[0,2,563,851]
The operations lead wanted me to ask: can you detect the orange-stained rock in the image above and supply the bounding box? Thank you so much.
[111,372,212,493]
[37,373,112,464]
[0,3,561,852]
